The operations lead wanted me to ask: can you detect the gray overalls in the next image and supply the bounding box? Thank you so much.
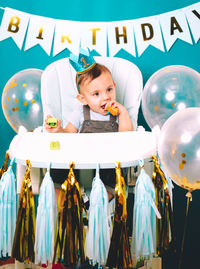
[80,105,118,188]
[80,105,118,133]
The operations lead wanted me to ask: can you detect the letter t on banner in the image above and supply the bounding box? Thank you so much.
[0,8,30,49]
[80,22,107,56]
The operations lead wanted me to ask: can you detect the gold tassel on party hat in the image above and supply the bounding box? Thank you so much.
[0,152,9,179]
[11,160,35,263]
[53,162,86,267]
[106,162,132,269]
[152,155,176,256]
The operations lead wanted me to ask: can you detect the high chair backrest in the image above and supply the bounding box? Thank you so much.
[41,56,143,129]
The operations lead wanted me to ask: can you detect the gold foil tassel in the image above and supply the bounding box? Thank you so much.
[53,162,86,267]
[12,160,35,262]
[106,162,132,269]
[152,155,176,257]
[0,152,9,179]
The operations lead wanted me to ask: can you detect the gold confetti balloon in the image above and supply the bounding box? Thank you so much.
[142,65,200,129]
[1,69,43,132]
[158,107,200,192]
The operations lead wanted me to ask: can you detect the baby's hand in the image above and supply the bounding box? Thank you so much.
[106,101,126,116]
[44,115,63,133]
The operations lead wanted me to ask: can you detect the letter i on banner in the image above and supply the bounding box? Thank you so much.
[24,14,55,55]
[159,9,193,51]
[80,22,107,56]
[0,8,30,49]
[185,3,200,43]
[107,21,136,57]
[133,17,165,57]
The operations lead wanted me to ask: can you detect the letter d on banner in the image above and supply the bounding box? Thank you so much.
[0,8,30,49]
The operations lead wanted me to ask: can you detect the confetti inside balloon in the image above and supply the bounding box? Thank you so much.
[142,65,200,129]
[158,107,200,192]
[1,69,43,132]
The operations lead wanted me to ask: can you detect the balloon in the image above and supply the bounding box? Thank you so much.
[142,65,200,129]
[158,107,200,192]
[1,69,43,132]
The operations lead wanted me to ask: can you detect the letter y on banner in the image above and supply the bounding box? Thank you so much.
[185,3,200,43]
[0,8,30,49]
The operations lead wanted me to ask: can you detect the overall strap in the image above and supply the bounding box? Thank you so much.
[83,105,91,120]
[109,113,117,122]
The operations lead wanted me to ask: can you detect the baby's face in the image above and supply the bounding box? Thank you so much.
[77,71,116,115]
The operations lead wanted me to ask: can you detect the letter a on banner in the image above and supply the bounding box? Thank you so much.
[159,10,193,51]
[185,3,200,43]
[133,17,165,56]
[25,14,55,55]
[0,8,30,49]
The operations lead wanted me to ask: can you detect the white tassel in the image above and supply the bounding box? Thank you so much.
[131,161,160,259]
[86,164,111,266]
[0,158,16,257]
[35,164,57,264]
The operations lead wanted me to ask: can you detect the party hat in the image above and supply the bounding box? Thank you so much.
[69,48,96,74]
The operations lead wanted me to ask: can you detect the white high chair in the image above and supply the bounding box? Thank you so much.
[9,56,158,193]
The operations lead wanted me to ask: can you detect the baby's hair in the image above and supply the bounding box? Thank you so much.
[77,63,111,90]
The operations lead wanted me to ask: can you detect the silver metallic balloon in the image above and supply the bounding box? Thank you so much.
[2,69,43,132]
[158,107,200,191]
[142,65,200,129]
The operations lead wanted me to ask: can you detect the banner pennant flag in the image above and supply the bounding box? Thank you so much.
[80,22,107,56]
[107,21,136,57]
[0,7,30,49]
[133,16,165,57]
[53,20,81,56]
[24,14,55,55]
[159,10,193,51]
[185,3,200,43]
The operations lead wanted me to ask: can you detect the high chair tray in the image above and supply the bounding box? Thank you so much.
[9,131,157,169]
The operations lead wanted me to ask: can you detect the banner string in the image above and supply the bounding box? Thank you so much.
[0,7,5,10]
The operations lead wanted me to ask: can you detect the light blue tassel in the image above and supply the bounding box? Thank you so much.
[86,164,111,266]
[0,158,16,257]
[34,164,57,264]
[131,160,161,259]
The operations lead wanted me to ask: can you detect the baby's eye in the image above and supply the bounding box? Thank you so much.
[93,92,99,96]
[107,88,112,92]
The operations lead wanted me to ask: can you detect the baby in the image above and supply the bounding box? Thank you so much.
[45,63,133,133]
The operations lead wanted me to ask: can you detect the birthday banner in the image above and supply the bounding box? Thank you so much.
[0,2,199,57]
